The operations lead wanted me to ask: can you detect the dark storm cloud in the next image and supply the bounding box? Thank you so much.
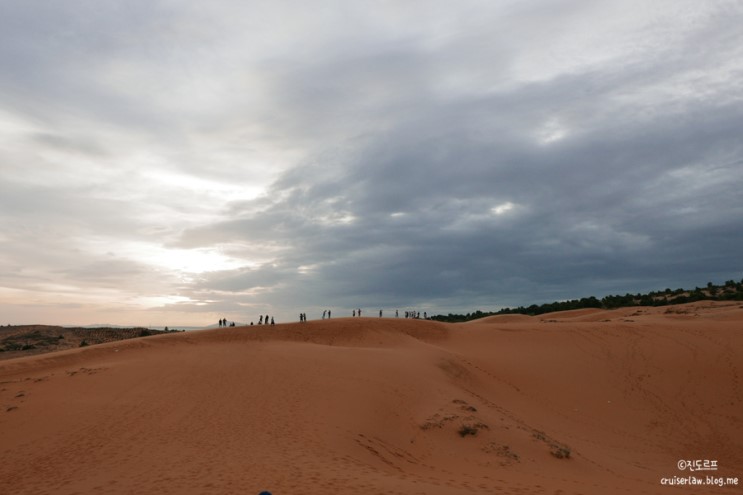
[2,1,742,324]
[175,6,743,313]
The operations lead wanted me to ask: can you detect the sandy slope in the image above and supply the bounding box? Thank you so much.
[1,302,742,494]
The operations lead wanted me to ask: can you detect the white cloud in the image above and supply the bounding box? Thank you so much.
[491,202,516,216]
[536,118,568,145]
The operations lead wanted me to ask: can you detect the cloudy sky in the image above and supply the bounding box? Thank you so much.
[1,1,742,326]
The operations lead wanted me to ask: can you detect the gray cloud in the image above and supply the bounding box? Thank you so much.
[1,1,742,324]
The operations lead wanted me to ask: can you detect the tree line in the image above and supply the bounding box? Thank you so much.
[430,279,743,322]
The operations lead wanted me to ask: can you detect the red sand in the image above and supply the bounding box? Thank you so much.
[1,302,742,494]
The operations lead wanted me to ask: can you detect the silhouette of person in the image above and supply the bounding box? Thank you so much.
[259,315,263,325]
[271,317,275,325]
[328,310,331,318]
[379,309,382,317]
[353,309,356,317]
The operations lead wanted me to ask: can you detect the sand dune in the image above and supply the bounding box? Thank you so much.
[1,302,742,494]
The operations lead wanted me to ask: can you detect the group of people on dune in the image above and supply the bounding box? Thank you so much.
[257,315,274,325]
[217,315,275,327]
[217,308,428,327]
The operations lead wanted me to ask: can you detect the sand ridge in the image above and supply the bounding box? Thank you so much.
[1,302,742,494]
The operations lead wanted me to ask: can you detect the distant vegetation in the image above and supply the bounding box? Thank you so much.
[0,325,175,359]
[431,279,743,323]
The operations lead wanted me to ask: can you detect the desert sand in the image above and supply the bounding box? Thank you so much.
[1,301,741,494]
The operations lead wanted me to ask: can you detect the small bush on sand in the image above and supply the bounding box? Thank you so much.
[551,447,571,459]
[458,425,479,437]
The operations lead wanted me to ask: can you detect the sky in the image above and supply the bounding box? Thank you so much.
[1,0,742,326]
